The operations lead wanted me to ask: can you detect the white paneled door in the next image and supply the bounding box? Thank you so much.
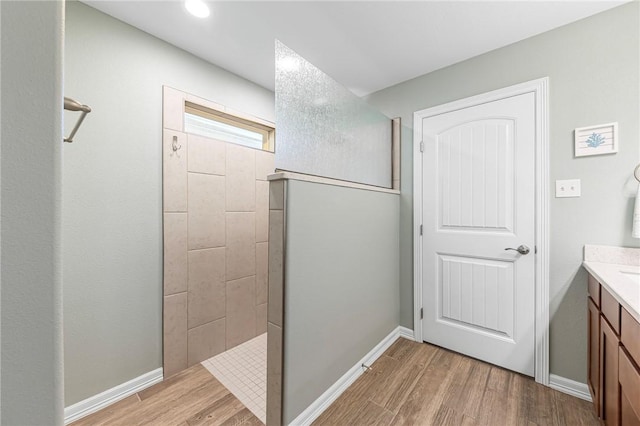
[418,92,536,376]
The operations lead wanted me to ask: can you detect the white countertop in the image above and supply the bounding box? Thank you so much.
[583,261,640,323]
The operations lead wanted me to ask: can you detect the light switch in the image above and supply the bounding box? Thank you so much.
[555,179,581,198]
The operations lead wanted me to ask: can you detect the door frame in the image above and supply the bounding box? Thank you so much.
[412,78,550,385]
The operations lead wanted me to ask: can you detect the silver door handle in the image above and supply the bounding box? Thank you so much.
[505,245,530,255]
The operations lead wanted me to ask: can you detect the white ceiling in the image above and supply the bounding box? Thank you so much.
[83,0,626,96]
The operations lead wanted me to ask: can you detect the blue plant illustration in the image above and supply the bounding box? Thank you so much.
[585,132,606,148]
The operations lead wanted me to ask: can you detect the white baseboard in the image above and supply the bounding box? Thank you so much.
[64,368,163,424]
[398,326,415,341]
[289,326,403,426]
[548,374,592,402]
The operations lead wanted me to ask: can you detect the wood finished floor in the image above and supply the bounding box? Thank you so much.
[313,338,600,426]
[72,338,599,426]
[70,364,262,426]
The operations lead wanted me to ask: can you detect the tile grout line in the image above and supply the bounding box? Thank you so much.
[201,332,267,423]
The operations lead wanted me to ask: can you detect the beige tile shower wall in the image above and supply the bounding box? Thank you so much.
[163,87,274,378]
[267,179,286,426]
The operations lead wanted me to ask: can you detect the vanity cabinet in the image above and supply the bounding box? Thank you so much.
[620,308,640,425]
[588,297,600,412]
[588,274,600,411]
[619,348,640,425]
[600,315,620,425]
[587,273,640,425]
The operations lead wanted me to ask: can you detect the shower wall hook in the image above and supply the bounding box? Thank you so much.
[172,135,182,152]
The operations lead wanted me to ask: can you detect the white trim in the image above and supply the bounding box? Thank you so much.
[289,327,403,426]
[534,78,551,386]
[64,368,163,424]
[549,374,592,402]
[398,326,416,341]
[412,77,550,385]
[412,113,424,342]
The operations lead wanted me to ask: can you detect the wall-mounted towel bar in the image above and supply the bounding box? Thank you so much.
[635,163,640,182]
[64,97,91,143]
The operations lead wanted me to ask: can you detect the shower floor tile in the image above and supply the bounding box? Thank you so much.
[202,333,267,424]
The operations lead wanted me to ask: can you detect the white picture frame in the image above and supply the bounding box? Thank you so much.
[574,122,618,157]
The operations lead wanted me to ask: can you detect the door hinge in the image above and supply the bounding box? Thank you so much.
[535,245,538,254]
[420,141,424,152]
[419,225,423,236]
[420,308,424,319]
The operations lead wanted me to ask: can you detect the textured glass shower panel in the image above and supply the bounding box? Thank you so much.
[275,41,392,188]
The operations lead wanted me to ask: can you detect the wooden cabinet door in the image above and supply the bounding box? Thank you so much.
[600,316,620,425]
[588,297,600,414]
[619,347,640,426]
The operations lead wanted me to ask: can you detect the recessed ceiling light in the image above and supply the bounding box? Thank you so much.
[185,0,210,18]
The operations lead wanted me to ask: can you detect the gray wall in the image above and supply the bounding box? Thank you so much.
[283,180,399,423]
[63,2,274,405]
[1,1,64,424]
[366,2,640,383]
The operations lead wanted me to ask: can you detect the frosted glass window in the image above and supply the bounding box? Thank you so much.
[185,112,263,149]
[275,40,392,188]
[184,106,274,152]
